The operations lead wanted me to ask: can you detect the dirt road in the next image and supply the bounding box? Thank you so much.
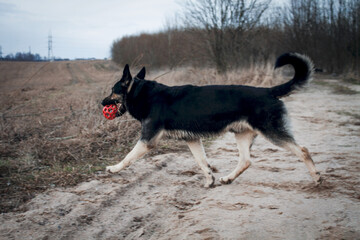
[1,78,359,239]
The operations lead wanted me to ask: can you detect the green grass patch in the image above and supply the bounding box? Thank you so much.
[336,111,360,120]
[342,77,360,85]
[313,79,359,95]
[332,85,358,95]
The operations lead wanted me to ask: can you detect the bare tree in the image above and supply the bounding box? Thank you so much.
[282,0,360,74]
[181,0,271,73]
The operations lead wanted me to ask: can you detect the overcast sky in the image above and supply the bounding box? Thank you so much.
[0,0,181,59]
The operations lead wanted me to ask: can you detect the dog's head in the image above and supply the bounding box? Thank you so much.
[101,64,145,117]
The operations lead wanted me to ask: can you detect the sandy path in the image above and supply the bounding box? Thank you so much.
[1,79,359,239]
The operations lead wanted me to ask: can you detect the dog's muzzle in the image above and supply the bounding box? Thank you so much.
[102,93,127,118]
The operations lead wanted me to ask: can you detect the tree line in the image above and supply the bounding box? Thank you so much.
[1,52,73,62]
[111,0,360,74]
[1,52,44,61]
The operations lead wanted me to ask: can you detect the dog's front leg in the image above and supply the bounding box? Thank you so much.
[106,140,150,173]
[187,139,215,188]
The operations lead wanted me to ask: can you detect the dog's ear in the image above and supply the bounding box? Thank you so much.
[135,67,146,79]
[121,64,132,84]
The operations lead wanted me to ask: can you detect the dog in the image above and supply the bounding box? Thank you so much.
[102,53,322,187]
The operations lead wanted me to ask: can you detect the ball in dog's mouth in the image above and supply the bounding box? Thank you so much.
[103,104,118,120]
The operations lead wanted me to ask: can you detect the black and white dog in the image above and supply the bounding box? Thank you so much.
[102,53,322,187]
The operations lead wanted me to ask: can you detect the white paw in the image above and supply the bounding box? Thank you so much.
[313,172,323,185]
[219,176,232,185]
[106,165,118,173]
[204,176,215,188]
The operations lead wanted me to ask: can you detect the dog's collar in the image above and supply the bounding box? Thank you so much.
[127,78,135,93]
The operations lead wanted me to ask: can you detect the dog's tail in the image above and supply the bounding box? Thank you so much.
[270,52,314,98]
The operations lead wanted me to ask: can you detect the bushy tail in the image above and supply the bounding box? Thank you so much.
[270,53,314,98]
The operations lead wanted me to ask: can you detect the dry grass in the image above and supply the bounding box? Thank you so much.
[153,62,283,87]
[0,60,285,213]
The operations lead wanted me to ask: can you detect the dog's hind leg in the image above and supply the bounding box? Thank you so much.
[282,142,322,184]
[220,130,256,184]
[186,139,215,188]
[262,127,322,184]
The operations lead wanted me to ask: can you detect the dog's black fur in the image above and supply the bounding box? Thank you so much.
[102,53,312,147]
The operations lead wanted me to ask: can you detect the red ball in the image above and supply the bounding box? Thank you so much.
[103,104,118,120]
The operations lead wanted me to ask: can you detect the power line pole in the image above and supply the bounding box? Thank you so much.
[48,31,53,61]
[0,45,2,59]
